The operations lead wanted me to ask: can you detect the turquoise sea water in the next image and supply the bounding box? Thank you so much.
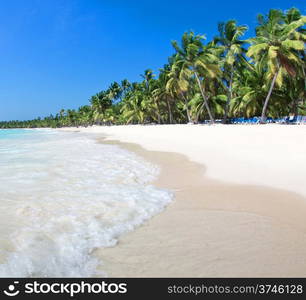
[0,129,40,143]
[0,129,172,277]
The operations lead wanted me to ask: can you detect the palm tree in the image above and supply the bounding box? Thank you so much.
[231,60,268,117]
[120,82,146,124]
[214,20,247,123]
[90,91,112,124]
[141,69,154,85]
[165,54,192,122]
[121,79,131,96]
[247,9,306,122]
[1,7,305,129]
[108,82,122,102]
[153,64,176,123]
[172,31,221,123]
[141,69,169,124]
[67,109,77,126]
[78,105,93,127]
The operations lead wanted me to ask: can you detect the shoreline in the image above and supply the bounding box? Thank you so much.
[58,125,306,277]
[59,124,306,197]
[93,139,306,277]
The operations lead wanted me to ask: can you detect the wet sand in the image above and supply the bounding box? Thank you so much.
[58,125,306,277]
[94,140,306,277]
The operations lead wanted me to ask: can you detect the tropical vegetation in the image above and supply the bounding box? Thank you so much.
[1,7,305,129]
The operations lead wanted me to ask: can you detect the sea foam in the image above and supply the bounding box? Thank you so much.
[0,129,172,277]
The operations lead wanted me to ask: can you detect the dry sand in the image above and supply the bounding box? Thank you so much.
[60,125,306,277]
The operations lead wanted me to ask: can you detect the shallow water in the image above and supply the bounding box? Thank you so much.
[0,129,172,277]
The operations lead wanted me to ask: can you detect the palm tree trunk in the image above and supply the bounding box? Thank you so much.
[155,101,162,124]
[194,72,214,124]
[195,102,205,123]
[223,66,234,124]
[166,97,174,124]
[180,92,192,123]
[292,98,301,117]
[261,69,279,123]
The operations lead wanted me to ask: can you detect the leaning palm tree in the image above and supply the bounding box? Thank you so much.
[247,9,306,122]
[214,20,248,123]
[166,54,192,122]
[171,31,221,123]
[152,67,175,124]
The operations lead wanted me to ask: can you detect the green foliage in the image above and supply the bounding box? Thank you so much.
[1,7,305,129]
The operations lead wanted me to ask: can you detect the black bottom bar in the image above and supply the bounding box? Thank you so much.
[0,278,305,299]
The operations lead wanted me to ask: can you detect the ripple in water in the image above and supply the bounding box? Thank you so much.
[0,129,172,277]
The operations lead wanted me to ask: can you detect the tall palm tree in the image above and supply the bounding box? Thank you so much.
[247,9,306,122]
[153,64,176,123]
[172,31,221,123]
[231,60,269,117]
[214,20,247,123]
[166,54,192,122]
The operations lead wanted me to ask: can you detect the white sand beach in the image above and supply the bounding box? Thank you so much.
[71,124,306,197]
[1,0,305,280]
[60,124,306,277]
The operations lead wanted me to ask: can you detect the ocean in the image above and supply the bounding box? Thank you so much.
[0,129,172,277]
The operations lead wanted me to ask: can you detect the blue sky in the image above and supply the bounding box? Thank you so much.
[0,0,304,121]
